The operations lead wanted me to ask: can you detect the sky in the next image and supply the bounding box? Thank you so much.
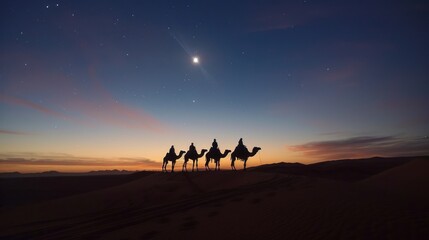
[1,0,429,172]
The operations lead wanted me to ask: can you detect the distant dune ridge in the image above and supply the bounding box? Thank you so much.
[0,156,428,239]
[361,159,429,198]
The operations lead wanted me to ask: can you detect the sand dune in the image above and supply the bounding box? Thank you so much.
[1,157,428,239]
[361,159,429,199]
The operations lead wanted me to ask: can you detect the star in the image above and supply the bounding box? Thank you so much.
[193,57,199,64]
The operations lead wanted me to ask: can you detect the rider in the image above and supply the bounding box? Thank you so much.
[209,139,221,156]
[212,139,218,149]
[188,142,197,155]
[235,138,247,154]
[169,145,176,156]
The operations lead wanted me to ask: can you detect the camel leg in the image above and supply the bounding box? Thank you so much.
[192,160,195,172]
[205,160,210,171]
[205,156,210,171]
[243,160,246,171]
[172,161,175,172]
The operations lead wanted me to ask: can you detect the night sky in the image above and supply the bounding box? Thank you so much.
[1,0,429,172]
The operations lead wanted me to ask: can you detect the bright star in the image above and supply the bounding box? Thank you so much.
[193,57,199,64]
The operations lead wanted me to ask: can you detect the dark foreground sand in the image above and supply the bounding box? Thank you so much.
[1,157,428,239]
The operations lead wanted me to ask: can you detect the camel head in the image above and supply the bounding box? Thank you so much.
[175,150,186,159]
[220,149,231,158]
[250,147,261,157]
[201,149,208,153]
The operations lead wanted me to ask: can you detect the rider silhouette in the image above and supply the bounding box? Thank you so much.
[212,139,218,149]
[169,145,176,156]
[210,139,221,156]
[235,138,247,154]
[188,142,197,155]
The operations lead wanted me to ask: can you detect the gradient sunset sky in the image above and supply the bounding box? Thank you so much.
[1,0,428,172]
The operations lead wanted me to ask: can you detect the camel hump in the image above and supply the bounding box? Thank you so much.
[234,145,248,155]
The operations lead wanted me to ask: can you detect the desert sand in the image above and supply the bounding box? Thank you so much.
[1,156,428,239]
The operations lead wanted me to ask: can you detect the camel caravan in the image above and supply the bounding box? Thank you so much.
[162,138,261,172]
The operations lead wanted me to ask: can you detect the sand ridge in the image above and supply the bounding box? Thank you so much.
[1,157,428,239]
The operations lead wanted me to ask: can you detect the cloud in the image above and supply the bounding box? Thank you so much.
[0,129,32,135]
[0,152,160,167]
[0,72,169,133]
[69,88,167,132]
[0,94,71,121]
[1,36,169,134]
[289,135,429,160]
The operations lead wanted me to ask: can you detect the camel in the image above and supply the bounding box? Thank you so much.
[205,149,231,171]
[162,150,185,172]
[183,149,207,172]
[231,147,261,171]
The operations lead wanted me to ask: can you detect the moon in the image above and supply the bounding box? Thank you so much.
[192,56,199,64]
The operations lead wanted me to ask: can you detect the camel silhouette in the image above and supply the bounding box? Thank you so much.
[183,149,207,172]
[162,150,185,172]
[231,147,261,170]
[205,149,231,171]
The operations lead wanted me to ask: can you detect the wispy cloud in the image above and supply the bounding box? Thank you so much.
[0,67,169,133]
[0,152,159,167]
[0,129,32,135]
[1,31,170,134]
[0,94,71,121]
[289,135,429,160]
